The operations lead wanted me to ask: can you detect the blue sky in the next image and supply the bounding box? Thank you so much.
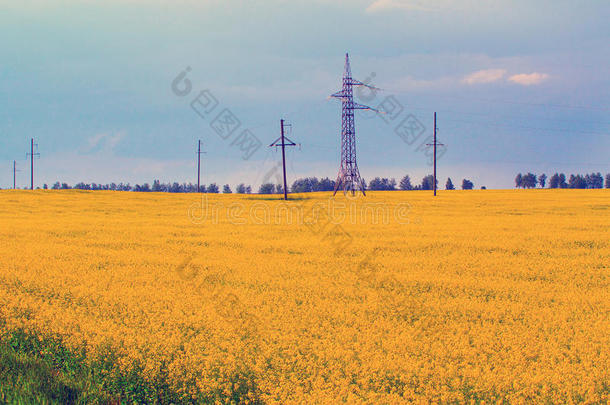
[1,0,609,189]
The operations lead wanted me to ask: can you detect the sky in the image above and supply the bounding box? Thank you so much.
[1,0,609,189]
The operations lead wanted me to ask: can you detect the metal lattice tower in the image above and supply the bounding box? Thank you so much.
[331,53,378,196]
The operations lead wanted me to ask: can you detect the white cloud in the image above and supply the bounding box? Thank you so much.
[508,72,550,86]
[83,131,126,154]
[366,0,434,12]
[461,69,507,85]
[365,0,493,13]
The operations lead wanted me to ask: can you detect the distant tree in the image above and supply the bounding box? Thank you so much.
[291,177,336,193]
[223,184,232,193]
[559,173,567,188]
[236,183,246,193]
[421,175,436,191]
[43,183,48,189]
[481,186,487,190]
[568,174,587,189]
[258,183,276,194]
[308,177,320,192]
[399,175,413,190]
[368,178,380,191]
[52,182,60,190]
[515,173,523,188]
[549,173,559,188]
[368,177,396,191]
[245,185,252,194]
[606,174,610,189]
[74,182,90,190]
[462,179,474,190]
[585,172,604,189]
[275,184,284,194]
[291,177,317,193]
[207,183,219,193]
[152,180,162,192]
[521,173,537,189]
[538,173,547,188]
[318,177,335,191]
[445,178,455,190]
[61,182,71,189]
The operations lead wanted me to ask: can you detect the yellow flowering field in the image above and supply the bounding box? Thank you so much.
[0,189,608,403]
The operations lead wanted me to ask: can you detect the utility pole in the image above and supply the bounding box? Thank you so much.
[13,160,19,189]
[26,138,40,190]
[196,139,206,192]
[426,112,444,196]
[269,119,297,200]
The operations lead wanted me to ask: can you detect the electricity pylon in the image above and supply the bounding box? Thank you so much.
[330,53,379,196]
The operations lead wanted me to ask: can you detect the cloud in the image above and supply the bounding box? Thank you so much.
[83,131,126,154]
[364,0,492,13]
[366,0,434,12]
[461,69,507,85]
[508,72,550,86]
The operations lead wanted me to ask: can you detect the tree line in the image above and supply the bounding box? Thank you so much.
[27,175,476,194]
[15,172,609,193]
[260,175,477,193]
[515,172,610,189]
[42,181,242,193]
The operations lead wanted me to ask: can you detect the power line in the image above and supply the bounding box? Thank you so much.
[388,91,610,112]
[399,103,610,128]
[451,95,610,112]
[443,118,608,136]
[460,158,610,167]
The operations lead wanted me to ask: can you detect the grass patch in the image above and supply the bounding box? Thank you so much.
[0,328,261,404]
[0,329,106,404]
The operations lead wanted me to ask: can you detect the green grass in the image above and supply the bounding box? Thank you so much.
[0,329,180,404]
[0,330,104,404]
[0,328,263,404]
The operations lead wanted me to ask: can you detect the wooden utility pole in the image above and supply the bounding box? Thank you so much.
[13,160,18,189]
[426,112,444,196]
[269,119,297,200]
[196,139,206,192]
[26,138,40,190]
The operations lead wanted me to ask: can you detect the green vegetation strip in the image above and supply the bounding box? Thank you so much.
[0,328,183,404]
[0,327,263,404]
